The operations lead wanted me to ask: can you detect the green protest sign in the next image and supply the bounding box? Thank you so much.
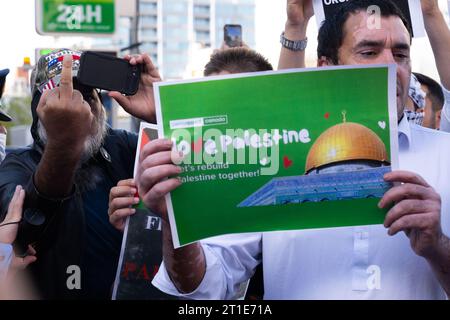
[36,0,115,35]
[155,65,399,247]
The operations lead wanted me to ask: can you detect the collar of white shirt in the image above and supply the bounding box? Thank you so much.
[398,113,411,150]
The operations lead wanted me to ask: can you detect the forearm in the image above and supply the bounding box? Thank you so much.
[34,141,84,197]
[423,8,450,89]
[278,21,309,70]
[426,235,450,297]
[162,219,206,293]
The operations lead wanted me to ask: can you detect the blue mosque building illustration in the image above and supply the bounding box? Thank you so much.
[238,118,392,207]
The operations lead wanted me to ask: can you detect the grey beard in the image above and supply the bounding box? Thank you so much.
[37,114,108,191]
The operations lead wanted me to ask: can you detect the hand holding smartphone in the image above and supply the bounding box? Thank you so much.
[224,24,242,48]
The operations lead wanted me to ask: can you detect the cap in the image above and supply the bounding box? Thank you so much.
[0,68,12,122]
[30,49,82,96]
[0,68,9,97]
[0,68,9,79]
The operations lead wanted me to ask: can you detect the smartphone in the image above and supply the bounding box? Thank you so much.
[77,51,141,95]
[224,24,242,48]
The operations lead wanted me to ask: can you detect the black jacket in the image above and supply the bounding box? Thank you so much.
[0,127,137,299]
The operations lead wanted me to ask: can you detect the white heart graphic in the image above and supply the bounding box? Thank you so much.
[378,121,386,130]
[260,158,270,166]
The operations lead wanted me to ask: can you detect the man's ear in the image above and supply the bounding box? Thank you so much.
[436,110,442,130]
[318,56,332,67]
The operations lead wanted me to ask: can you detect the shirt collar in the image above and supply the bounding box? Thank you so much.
[398,113,411,150]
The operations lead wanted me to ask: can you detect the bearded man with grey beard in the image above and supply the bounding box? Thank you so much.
[0,49,159,299]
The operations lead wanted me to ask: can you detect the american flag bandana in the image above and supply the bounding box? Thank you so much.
[38,75,61,93]
[37,49,81,93]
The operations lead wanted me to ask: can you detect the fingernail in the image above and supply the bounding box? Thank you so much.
[131,188,137,195]
[177,166,183,173]
[377,201,382,208]
[131,208,136,214]
[133,197,140,204]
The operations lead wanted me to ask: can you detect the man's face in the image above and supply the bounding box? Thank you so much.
[319,11,412,120]
[420,84,441,130]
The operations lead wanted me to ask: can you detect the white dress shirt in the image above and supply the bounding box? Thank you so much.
[153,116,450,299]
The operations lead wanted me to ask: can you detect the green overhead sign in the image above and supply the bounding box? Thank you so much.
[36,0,115,35]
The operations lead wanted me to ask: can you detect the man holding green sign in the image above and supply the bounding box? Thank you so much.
[141,0,450,299]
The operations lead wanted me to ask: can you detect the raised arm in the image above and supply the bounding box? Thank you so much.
[136,139,206,293]
[35,54,94,197]
[421,0,450,89]
[278,0,313,70]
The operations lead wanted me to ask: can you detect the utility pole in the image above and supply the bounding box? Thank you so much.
[130,0,140,56]
[130,0,141,133]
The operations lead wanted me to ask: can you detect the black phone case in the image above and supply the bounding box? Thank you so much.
[77,52,141,96]
[224,24,242,47]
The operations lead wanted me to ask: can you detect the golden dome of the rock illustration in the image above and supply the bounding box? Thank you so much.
[305,122,388,173]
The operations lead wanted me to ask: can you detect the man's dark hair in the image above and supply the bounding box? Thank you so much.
[204,48,273,76]
[414,72,445,112]
[317,0,413,64]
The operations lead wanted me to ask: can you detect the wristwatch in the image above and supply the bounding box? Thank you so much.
[280,32,308,51]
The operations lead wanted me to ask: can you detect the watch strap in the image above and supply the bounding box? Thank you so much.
[280,32,308,51]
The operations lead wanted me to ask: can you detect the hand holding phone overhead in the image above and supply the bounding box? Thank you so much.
[108,53,162,124]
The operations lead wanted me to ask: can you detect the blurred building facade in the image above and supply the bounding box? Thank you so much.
[138,0,256,79]
[89,0,257,132]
